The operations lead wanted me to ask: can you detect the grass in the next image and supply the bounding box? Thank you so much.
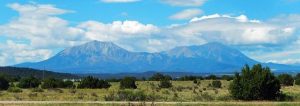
[0,80,300,105]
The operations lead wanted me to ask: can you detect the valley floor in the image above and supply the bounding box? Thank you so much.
[0,80,300,105]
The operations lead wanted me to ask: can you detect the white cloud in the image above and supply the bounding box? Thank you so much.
[170,8,202,20]
[190,14,260,23]
[0,40,52,65]
[170,14,293,45]
[161,0,207,6]
[101,0,140,3]
[2,3,300,65]
[0,3,160,65]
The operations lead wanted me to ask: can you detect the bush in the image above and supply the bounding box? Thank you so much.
[77,76,111,89]
[278,74,294,86]
[104,90,159,101]
[7,87,22,93]
[221,75,233,81]
[17,76,41,88]
[0,76,9,90]
[295,79,300,85]
[206,75,217,80]
[211,80,222,88]
[229,64,281,100]
[42,78,75,89]
[31,88,44,92]
[159,79,172,88]
[120,77,137,89]
[149,73,172,81]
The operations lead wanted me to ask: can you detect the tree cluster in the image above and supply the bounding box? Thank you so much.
[229,64,281,100]
[77,76,111,89]
[41,78,74,89]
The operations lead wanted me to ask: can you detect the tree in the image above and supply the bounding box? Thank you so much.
[41,78,74,89]
[229,64,281,100]
[17,76,41,88]
[206,75,217,80]
[211,80,222,88]
[120,77,137,89]
[295,79,300,85]
[0,76,9,90]
[221,75,233,81]
[77,76,111,89]
[149,73,172,81]
[159,79,172,88]
[295,73,300,85]
[42,78,60,89]
[278,74,294,86]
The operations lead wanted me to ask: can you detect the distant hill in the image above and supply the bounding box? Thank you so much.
[15,40,300,74]
[0,66,80,79]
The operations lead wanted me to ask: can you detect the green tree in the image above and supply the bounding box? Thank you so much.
[206,75,217,80]
[17,76,41,88]
[278,74,294,86]
[159,79,172,88]
[295,73,300,85]
[0,76,9,90]
[149,73,172,81]
[211,80,222,88]
[229,64,281,100]
[120,77,137,89]
[77,76,111,89]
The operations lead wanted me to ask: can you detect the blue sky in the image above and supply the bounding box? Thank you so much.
[1,0,300,65]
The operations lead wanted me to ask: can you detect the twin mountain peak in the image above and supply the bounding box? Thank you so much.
[16,40,297,74]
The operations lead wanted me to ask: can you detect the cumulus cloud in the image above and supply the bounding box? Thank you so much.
[161,0,207,6]
[0,40,52,65]
[0,3,160,65]
[101,0,140,3]
[170,8,203,20]
[1,3,300,65]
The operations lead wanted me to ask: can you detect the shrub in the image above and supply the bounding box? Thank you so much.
[159,79,172,88]
[193,79,198,84]
[211,80,222,88]
[0,76,9,90]
[62,80,75,88]
[120,77,137,89]
[17,76,41,88]
[31,88,44,92]
[42,78,75,89]
[221,75,233,81]
[278,74,294,86]
[104,90,151,101]
[7,87,22,93]
[295,78,300,85]
[206,75,217,80]
[149,73,172,81]
[77,76,111,89]
[229,64,281,100]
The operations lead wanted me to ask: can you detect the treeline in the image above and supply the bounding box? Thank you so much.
[0,66,80,81]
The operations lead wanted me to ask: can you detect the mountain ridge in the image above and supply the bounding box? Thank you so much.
[15,41,300,73]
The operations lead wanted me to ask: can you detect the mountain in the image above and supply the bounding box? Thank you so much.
[15,41,300,74]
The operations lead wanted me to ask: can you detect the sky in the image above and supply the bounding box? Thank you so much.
[1,0,300,66]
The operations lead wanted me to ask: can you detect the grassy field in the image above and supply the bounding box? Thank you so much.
[0,80,300,105]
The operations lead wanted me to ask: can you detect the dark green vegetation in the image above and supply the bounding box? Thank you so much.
[41,78,74,89]
[0,64,300,102]
[229,64,281,100]
[211,80,222,88]
[278,74,294,86]
[77,76,111,89]
[0,67,79,80]
[120,77,137,89]
[18,76,41,88]
[0,76,9,90]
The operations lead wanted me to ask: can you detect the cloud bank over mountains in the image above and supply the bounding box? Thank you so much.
[0,2,300,65]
